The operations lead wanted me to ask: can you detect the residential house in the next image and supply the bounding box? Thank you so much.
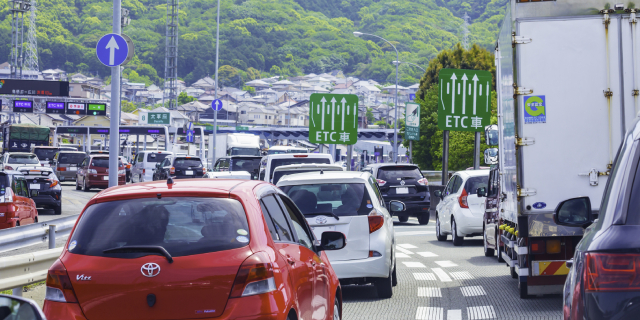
[42,69,67,81]
[245,79,270,90]
[192,76,216,91]
[70,73,88,83]
[177,100,209,122]
[69,83,101,99]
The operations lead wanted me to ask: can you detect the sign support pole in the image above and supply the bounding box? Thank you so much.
[473,131,480,169]
[409,141,413,164]
[212,0,221,166]
[442,130,449,185]
[346,145,353,171]
[108,0,121,188]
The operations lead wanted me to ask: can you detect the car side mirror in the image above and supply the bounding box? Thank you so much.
[0,294,45,320]
[433,190,442,198]
[389,200,406,212]
[553,197,593,228]
[477,187,486,198]
[318,231,346,251]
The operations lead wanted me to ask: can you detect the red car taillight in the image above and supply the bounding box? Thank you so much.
[458,188,469,208]
[586,253,640,291]
[376,179,386,186]
[45,259,78,303]
[202,167,207,173]
[417,178,428,186]
[170,167,175,174]
[49,180,59,188]
[230,252,276,298]
[368,215,384,233]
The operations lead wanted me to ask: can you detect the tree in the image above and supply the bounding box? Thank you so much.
[121,101,137,113]
[374,120,388,128]
[243,86,256,94]
[366,107,374,123]
[178,92,196,105]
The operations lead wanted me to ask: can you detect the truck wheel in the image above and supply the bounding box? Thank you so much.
[511,266,517,279]
[452,217,464,246]
[417,212,429,225]
[483,226,495,257]
[398,216,409,223]
[519,281,529,299]
[497,234,505,263]
[436,214,447,241]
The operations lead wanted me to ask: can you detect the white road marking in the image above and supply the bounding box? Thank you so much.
[417,251,438,258]
[447,310,462,320]
[418,287,442,297]
[450,271,474,280]
[431,268,452,282]
[461,286,487,297]
[396,252,411,258]
[396,247,415,255]
[416,307,443,320]
[413,273,437,281]
[396,231,436,236]
[467,306,496,320]
[399,243,418,249]
[403,261,427,268]
[434,261,458,268]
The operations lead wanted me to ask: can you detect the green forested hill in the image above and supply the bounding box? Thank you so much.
[0,0,507,86]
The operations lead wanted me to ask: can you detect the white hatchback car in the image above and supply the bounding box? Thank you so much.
[433,170,489,246]
[277,171,404,298]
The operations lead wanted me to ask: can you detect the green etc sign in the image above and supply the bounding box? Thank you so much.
[437,68,492,132]
[309,93,359,145]
[405,102,420,141]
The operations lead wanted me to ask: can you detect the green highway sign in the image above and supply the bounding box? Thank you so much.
[438,68,492,132]
[87,103,107,116]
[236,126,249,131]
[405,102,420,141]
[141,112,170,125]
[309,93,359,145]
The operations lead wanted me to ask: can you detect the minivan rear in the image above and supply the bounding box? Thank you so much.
[132,151,173,183]
[376,165,430,224]
[54,151,86,182]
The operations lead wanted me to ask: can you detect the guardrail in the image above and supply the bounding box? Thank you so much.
[0,215,78,254]
[0,248,63,294]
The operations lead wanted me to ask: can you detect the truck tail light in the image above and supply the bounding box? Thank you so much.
[58,167,66,171]
[458,189,469,208]
[530,239,545,254]
[170,167,175,174]
[376,179,386,186]
[586,253,640,291]
[546,239,561,254]
[45,259,78,303]
[417,178,428,186]
[230,252,275,298]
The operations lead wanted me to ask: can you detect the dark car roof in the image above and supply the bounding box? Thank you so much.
[365,163,419,168]
[220,156,262,159]
[59,151,85,154]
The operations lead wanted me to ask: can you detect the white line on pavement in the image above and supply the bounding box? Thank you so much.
[431,268,452,282]
[396,246,415,255]
[416,307,443,320]
[413,273,437,281]
[418,287,442,297]
[417,251,438,258]
[450,271,474,280]
[399,243,418,249]
[467,306,496,320]
[403,261,427,268]
[396,252,411,258]
[396,231,436,236]
[447,310,462,320]
[434,260,458,268]
[460,286,487,297]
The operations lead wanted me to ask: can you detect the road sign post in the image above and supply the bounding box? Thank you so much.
[405,102,420,163]
[309,93,359,145]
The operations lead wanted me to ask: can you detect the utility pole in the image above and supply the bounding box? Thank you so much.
[108,0,122,187]
[212,0,220,164]
[163,0,178,109]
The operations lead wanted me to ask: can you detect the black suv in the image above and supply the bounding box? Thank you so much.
[153,156,206,180]
[17,166,62,215]
[212,156,262,180]
[363,163,430,224]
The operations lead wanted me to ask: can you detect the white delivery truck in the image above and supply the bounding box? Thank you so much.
[212,133,261,159]
[485,0,639,298]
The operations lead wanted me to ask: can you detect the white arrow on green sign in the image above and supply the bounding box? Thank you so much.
[438,68,492,132]
[309,93,359,145]
[405,102,420,141]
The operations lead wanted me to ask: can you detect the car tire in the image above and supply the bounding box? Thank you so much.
[452,217,464,246]
[83,179,90,192]
[398,216,409,223]
[392,259,398,287]
[333,295,341,320]
[484,226,495,257]
[375,268,393,299]
[75,179,81,191]
[497,234,505,263]
[417,213,429,225]
[53,206,62,215]
[436,213,447,241]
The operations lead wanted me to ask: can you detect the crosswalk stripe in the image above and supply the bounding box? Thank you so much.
[467,306,496,320]
[418,287,442,297]
[413,273,436,281]
[416,307,443,320]
[431,268,452,282]
[396,252,411,258]
[450,271,474,280]
[434,260,458,268]
[399,243,418,249]
[396,246,415,255]
[447,310,462,320]
[403,261,427,268]
[460,286,486,297]
[417,251,438,258]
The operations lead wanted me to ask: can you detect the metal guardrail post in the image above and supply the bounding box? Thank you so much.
[48,225,56,249]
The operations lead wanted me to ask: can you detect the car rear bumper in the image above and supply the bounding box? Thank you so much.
[584,291,640,319]
[32,194,61,208]
[87,176,126,187]
[57,171,77,181]
[331,256,389,279]
[384,200,430,217]
[44,301,87,319]
[455,208,484,235]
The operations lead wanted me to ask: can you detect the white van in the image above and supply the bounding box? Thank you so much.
[131,150,173,183]
[267,146,309,155]
[259,153,333,183]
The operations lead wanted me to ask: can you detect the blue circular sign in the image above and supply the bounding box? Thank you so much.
[96,34,129,67]
[211,99,223,111]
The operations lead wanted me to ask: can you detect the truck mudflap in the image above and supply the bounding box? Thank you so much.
[531,260,570,276]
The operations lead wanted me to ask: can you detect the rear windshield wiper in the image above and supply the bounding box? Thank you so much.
[306,211,340,221]
[103,245,174,263]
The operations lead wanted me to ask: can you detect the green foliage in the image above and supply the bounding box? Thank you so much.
[366,107,374,123]
[121,101,137,113]
[178,92,196,105]
[242,86,256,94]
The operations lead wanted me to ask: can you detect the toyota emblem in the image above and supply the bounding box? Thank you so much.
[315,216,328,224]
[141,263,161,277]
[400,180,405,186]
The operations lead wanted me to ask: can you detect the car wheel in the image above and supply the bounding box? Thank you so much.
[53,206,62,215]
[398,216,409,223]
[375,268,393,298]
[484,226,495,257]
[333,295,341,320]
[452,217,464,246]
[497,233,505,263]
[417,212,429,225]
[392,259,398,287]
[83,179,90,192]
[436,213,447,241]
[75,179,81,190]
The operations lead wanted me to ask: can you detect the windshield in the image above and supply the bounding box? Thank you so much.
[268,149,287,155]
[280,183,372,217]
[269,157,331,179]
[464,176,489,194]
[58,153,85,165]
[230,147,260,156]
[230,158,261,174]
[273,169,337,185]
[33,148,58,161]
[91,158,123,168]
[147,153,170,163]
[8,154,39,164]
[69,197,250,258]
[174,158,203,168]
[378,166,422,182]
[287,149,307,153]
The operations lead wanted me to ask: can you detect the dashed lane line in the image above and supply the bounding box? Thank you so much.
[449,271,474,280]
[403,261,427,268]
[396,246,415,255]
[396,231,435,236]
[418,287,442,297]
[431,268,452,282]
[417,251,438,258]
[460,286,486,297]
[398,243,418,249]
[447,310,462,320]
[434,260,458,268]
[413,273,437,281]
[416,307,443,320]
[396,252,411,258]
[467,306,496,320]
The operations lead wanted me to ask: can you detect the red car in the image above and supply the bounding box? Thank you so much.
[75,155,125,191]
[44,179,346,320]
[0,171,38,229]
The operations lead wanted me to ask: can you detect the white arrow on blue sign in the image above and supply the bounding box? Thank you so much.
[186,130,195,143]
[96,34,129,67]
[211,99,223,111]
